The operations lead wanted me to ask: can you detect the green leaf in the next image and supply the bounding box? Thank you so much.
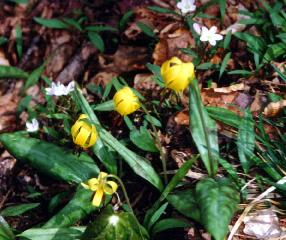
[136,22,155,38]
[81,206,149,240]
[33,18,69,29]
[15,25,22,59]
[271,63,286,83]
[167,189,200,222]
[93,100,114,112]
[63,18,83,31]
[263,43,286,63]
[146,63,164,87]
[119,10,134,31]
[234,32,266,55]
[23,62,46,91]
[147,202,168,231]
[189,80,219,176]
[130,126,158,152]
[73,88,163,191]
[144,115,162,128]
[151,218,190,236]
[196,62,219,70]
[87,31,105,52]
[0,66,29,79]
[16,95,32,114]
[218,158,239,182]
[196,178,239,240]
[219,52,231,79]
[148,6,178,15]
[144,157,197,227]
[218,0,226,19]
[0,37,7,46]
[227,69,252,76]
[0,132,99,184]
[1,203,40,217]
[223,31,232,50]
[206,106,242,128]
[18,227,85,240]
[44,187,97,228]
[0,216,15,240]
[237,109,255,173]
[85,25,117,33]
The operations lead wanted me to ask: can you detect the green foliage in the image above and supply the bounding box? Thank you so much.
[33,18,69,29]
[15,25,22,59]
[237,109,255,173]
[219,52,231,79]
[130,126,159,152]
[0,37,7,46]
[44,187,97,228]
[87,32,105,52]
[18,227,85,240]
[1,203,40,217]
[73,88,163,191]
[0,66,29,79]
[151,218,190,236]
[23,62,46,91]
[0,132,99,183]
[0,216,15,240]
[196,178,240,240]
[81,206,149,240]
[136,22,156,38]
[189,80,219,176]
[119,10,134,31]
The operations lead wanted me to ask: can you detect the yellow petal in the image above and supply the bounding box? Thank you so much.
[98,172,108,180]
[81,182,90,189]
[87,178,99,191]
[92,189,104,207]
[74,126,91,147]
[104,180,118,194]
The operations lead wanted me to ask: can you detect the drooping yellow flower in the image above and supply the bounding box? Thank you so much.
[81,172,118,207]
[113,87,140,116]
[161,56,195,92]
[71,114,97,148]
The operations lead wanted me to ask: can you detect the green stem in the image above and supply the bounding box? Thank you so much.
[141,104,168,185]
[107,174,145,240]
[190,81,215,177]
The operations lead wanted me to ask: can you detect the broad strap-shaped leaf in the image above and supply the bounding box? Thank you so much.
[0,216,15,240]
[1,203,40,217]
[189,80,219,176]
[0,132,99,183]
[81,206,149,240]
[44,187,97,228]
[17,227,85,240]
[237,109,255,173]
[0,65,29,79]
[195,178,240,240]
[167,189,200,222]
[73,88,163,191]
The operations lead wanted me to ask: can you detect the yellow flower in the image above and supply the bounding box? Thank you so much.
[71,114,97,148]
[113,87,140,116]
[161,56,195,92]
[81,172,118,207]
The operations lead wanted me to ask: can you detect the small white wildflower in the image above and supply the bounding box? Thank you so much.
[109,215,119,226]
[45,81,75,96]
[200,26,223,46]
[177,0,196,15]
[26,118,39,132]
[193,23,202,35]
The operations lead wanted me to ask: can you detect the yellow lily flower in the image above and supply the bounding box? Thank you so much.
[161,56,195,92]
[71,114,97,148]
[81,172,118,207]
[113,87,140,116]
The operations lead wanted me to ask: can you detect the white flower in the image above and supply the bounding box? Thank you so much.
[177,0,196,15]
[200,26,223,46]
[26,118,39,132]
[45,81,75,96]
[193,23,202,35]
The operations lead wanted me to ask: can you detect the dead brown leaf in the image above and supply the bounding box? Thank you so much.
[263,100,286,117]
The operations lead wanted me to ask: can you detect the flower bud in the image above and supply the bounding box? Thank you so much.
[161,57,195,92]
[71,114,97,148]
[113,87,140,116]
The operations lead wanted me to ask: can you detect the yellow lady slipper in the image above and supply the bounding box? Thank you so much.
[71,114,97,148]
[81,172,118,207]
[161,56,195,92]
[113,87,140,116]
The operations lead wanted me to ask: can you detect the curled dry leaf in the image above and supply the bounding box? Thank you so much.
[213,83,247,93]
[90,71,117,88]
[0,50,10,66]
[263,100,286,117]
[153,28,194,65]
